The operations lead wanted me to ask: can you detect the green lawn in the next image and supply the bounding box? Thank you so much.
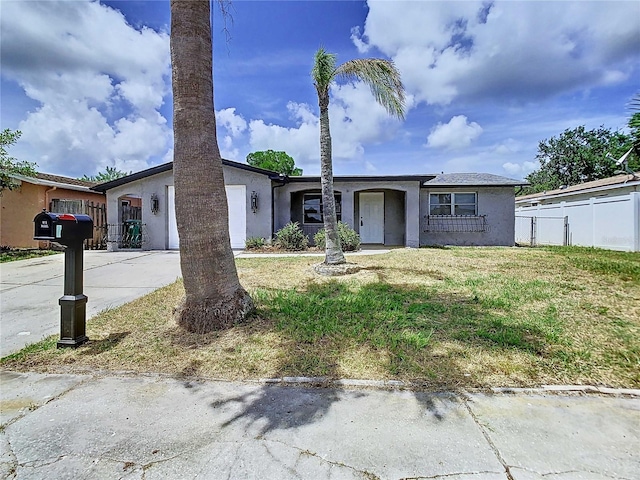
[3,246,639,389]
[0,248,60,263]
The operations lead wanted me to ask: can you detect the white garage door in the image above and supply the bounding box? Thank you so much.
[167,185,246,249]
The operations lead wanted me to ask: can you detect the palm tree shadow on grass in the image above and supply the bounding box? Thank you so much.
[173,280,558,432]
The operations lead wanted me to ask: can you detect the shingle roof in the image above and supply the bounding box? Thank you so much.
[516,172,640,202]
[423,173,528,187]
[35,173,97,188]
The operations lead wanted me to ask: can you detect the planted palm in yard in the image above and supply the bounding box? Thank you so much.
[4,247,638,390]
[312,48,405,268]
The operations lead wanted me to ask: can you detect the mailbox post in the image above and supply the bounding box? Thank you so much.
[34,210,94,348]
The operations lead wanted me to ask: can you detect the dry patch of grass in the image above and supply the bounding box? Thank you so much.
[3,247,639,389]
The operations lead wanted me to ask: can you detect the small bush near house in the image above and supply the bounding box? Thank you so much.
[314,221,361,251]
[275,222,308,251]
[245,237,266,250]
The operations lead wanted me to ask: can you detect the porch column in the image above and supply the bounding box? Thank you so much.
[406,186,420,247]
[341,189,354,227]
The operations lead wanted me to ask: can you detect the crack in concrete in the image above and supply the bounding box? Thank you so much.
[18,453,71,470]
[401,472,508,479]
[260,437,381,479]
[511,465,636,480]
[1,374,95,431]
[460,396,513,480]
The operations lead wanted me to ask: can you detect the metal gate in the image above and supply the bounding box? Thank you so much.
[515,215,569,247]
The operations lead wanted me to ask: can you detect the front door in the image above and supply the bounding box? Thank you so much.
[359,192,384,243]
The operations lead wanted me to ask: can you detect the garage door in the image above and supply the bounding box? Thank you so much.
[167,185,246,249]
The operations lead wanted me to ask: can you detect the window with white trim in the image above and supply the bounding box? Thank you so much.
[429,192,477,216]
[303,193,341,224]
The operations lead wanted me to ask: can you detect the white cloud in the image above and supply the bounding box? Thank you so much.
[502,161,538,177]
[244,81,404,172]
[216,108,248,138]
[0,1,171,176]
[354,1,640,106]
[350,26,370,54]
[426,115,483,150]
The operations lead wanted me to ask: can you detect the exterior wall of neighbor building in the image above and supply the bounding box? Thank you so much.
[274,180,422,247]
[515,185,640,251]
[0,181,105,248]
[104,166,273,250]
[420,186,516,246]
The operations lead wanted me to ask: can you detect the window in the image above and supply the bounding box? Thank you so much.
[303,193,341,224]
[429,192,477,216]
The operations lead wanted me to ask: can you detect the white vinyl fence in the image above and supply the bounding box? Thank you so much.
[515,191,640,252]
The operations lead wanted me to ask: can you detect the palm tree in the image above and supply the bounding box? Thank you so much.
[312,48,405,265]
[169,0,253,333]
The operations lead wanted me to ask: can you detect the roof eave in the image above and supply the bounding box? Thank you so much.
[516,177,640,203]
[11,174,96,193]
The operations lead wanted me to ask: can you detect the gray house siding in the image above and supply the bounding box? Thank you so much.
[420,187,516,246]
[104,165,272,250]
[97,166,522,251]
[275,180,422,247]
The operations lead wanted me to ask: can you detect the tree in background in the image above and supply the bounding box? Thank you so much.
[170,0,253,332]
[522,126,637,195]
[628,92,640,158]
[0,129,37,194]
[246,150,302,176]
[80,166,131,183]
[312,48,405,266]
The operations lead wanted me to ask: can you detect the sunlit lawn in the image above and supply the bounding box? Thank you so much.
[2,246,639,389]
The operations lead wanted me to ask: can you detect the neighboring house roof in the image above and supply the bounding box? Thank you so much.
[423,173,527,187]
[516,172,640,204]
[91,159,283,192]
[11,172,99,192]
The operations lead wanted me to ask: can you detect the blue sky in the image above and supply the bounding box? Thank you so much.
[1,1,638,179]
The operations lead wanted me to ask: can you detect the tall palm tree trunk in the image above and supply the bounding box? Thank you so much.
[317,88,345,265]
[170,0,253,333]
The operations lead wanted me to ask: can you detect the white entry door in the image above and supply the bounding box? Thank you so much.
[359,192,384,243]
[168,185,246,249]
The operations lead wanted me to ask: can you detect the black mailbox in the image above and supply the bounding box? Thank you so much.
[34,211,93,245]
[33,210,94,348]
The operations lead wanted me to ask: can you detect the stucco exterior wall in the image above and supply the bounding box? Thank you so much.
[275,180,422,247]
[420,187,515,246]
[0,181,105,248]
[104,166,273,250]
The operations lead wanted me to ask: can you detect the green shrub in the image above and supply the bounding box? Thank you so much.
[314,221,361,251]
[275,222,308,251]
[245,237,266,250]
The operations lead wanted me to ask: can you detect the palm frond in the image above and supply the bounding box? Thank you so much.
[312,48,337,91]
[336,58,406,120]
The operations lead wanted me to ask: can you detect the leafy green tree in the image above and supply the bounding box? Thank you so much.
[0,129,37,194]
[523,126,636,194]
[246,150,302,176]
[312,48,405,266]
[80,166,131,183]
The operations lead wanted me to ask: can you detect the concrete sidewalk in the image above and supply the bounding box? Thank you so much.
[1,371,638,480]
[0,251,182,356]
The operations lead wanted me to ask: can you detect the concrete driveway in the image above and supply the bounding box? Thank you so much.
[1,250,182,356]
